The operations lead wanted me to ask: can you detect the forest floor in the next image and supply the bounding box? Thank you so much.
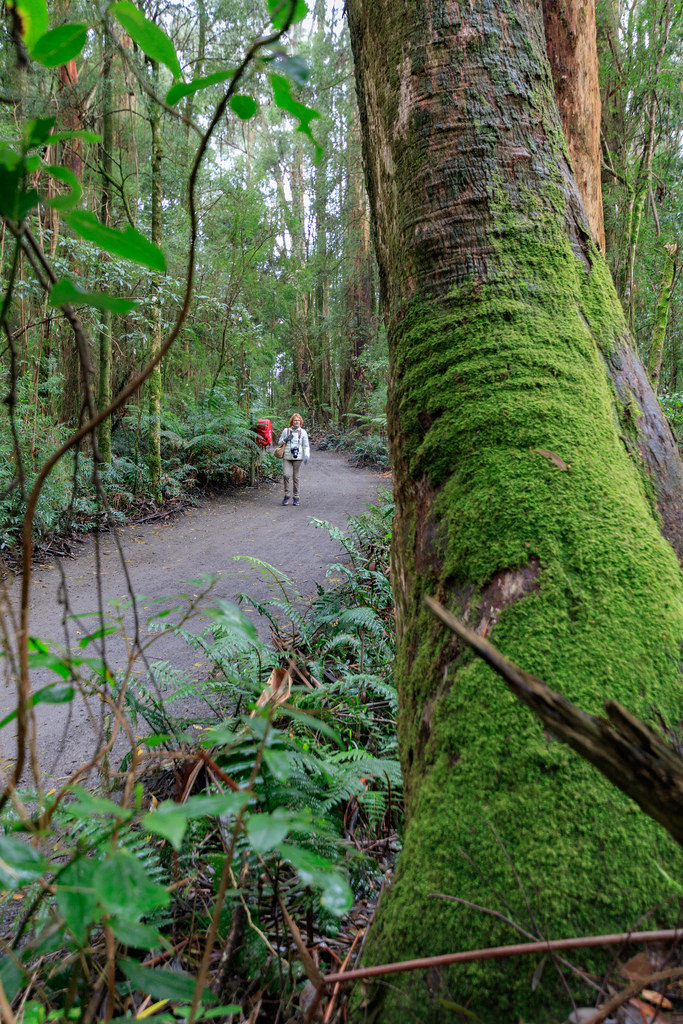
[0,449,389,784]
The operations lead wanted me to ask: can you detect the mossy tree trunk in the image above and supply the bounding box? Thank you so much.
[148,60,162,498]
[648,243,679,391]
[347,0,683,1020]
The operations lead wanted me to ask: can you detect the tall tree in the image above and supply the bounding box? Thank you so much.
[97,20,114,464]
[147,59,163,496]
[347,0,683,1020]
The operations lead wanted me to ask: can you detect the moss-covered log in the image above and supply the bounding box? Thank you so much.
[346,0,683,1019]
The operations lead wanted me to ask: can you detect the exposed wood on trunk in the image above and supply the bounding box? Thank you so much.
[542,0,605,251]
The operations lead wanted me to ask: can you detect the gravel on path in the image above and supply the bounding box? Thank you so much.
[0,450,390,783]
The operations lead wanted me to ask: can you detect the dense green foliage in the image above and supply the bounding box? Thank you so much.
[0,496,399,1020]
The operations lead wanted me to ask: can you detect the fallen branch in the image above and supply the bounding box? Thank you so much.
[316,927,683,988]
[580,964,683,1024]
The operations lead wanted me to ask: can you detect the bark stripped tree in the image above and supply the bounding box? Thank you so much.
[542,0,605,251]
[347,0,683,1019]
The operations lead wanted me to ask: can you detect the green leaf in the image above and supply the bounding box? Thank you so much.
[26,652,71,679]
[203,600,258,646]
[12,0,48,51]
[229,95,258,120]
[95,850,170,918]
[63,210,166,272]
[278,706,343,746]
[0,835,47,889]
[109,2,182,81]
[0,683,74,730]
[246,810,290,854]
[31,682,74,703]
[44,165,82,210]
[31,23,88,67]
[278,843,352,916]
[56,856,99,944]
[271,54,309,86]
[50,277,136,315]
[269,73,322,162]
[28,636,49,653]
[66,785,133,821]
[142,791,248,850]
[110,918,168,950]
[165,69,234,106]
[0,955,24,1003]
[267,0,308,29]
[49,129,101,143]
[263,748,291,781]
[77,623,119,647]
[173,1008,241,1021]
[23,116,55,148]
[120,958,215,1004]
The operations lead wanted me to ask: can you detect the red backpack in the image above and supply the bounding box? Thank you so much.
[255,418,273,446]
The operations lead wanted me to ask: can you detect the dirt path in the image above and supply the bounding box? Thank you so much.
[0,451,389,783]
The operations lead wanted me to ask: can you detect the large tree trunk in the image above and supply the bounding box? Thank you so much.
[347,0,683,1020]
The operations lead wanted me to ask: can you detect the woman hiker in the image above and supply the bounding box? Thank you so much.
[277,413,310,506]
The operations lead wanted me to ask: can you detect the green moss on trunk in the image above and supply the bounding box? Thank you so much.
[648,244,679,390]
[362,217,683,1024]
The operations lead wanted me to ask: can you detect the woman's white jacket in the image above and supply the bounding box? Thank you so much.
[277,426,310,461]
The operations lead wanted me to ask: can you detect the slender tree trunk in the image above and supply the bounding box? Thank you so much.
[347,0,683,1019]
[148,61,162,497]
[290,141,313,413]
[342,133,373,420]
[185,0,206,136]
[97,22,114,464]
[648,243,679,390]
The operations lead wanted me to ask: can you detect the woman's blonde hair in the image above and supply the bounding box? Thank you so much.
[288,412,304,426]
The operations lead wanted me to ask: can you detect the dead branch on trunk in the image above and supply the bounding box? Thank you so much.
[424,595,683,848]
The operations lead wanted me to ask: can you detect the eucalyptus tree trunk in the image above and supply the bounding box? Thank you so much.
[290,140,312,413]
[341,132,373,420]
[347,0,683,1020]
[648,243,679,390]
[97,21,114,464]
[542,0,605,251]
[313,150,331,422]
[148,61,162,497]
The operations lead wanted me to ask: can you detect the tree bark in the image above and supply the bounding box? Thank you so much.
[347,0,683,1019]
[97,21,114,465]
[542,0,605,251]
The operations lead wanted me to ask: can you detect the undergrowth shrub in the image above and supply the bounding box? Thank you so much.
[0,495,399,1021]
[317,429,389,469]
